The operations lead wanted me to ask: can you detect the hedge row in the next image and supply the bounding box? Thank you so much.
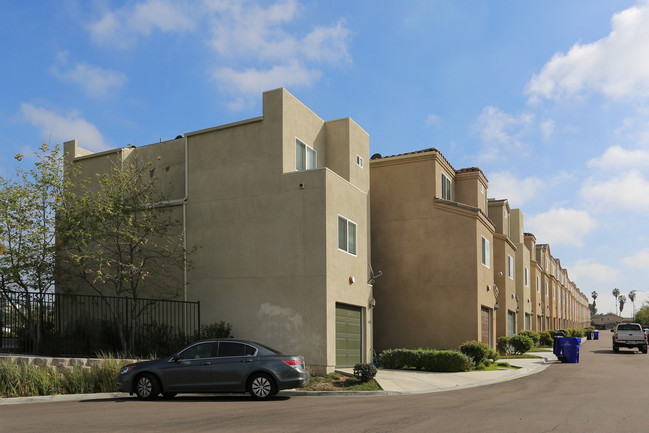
[379,348,472,372]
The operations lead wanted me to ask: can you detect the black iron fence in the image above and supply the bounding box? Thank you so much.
[0,291,200,357]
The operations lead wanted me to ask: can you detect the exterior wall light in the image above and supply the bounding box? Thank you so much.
[494,302,500,311]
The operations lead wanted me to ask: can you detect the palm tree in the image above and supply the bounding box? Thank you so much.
[591,291,598,307]
[613,288,620,315]
[619,295,627,315]
[629,290,637,318]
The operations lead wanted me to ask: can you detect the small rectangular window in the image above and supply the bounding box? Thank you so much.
[545,281,549,297]
[507,255,514,279]
[338,215,357,255]
[537,276,541,293]
[481,236,490,268]
[524,267,529,287]
[441,173,452,200]
[356,155,364,168]
[296,138,316,171]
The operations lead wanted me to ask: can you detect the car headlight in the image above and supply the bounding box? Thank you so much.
[119,365,135,375]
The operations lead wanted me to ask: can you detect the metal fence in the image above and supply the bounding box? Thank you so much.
[0,291,200,357]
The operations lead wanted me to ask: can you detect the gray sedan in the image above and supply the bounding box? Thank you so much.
[117,339,309,400]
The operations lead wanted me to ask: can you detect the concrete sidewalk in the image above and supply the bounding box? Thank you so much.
[361,352,557,395]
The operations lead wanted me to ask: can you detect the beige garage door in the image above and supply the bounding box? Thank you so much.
[336,304,362,367]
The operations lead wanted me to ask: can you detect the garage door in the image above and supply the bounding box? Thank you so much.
[336,304,362,367]
[481,307,491,346]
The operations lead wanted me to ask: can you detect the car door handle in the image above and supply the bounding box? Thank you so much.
[201,361,211,365]
[242,359,253,363]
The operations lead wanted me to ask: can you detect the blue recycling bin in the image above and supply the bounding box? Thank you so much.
[554,336,581,363]
[593,331,599,340]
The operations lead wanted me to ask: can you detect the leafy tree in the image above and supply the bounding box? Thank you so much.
[57,152,190,353]
[588,302,598,317]
[591,291,598,302]
[635,303,649,327]
[0,144,62,352]
[612,288,620,315]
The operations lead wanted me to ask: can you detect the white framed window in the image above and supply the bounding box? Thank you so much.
[537,276,541,293]
[441,173,452,200]
[524,267,529,287]
[507,255,514,279]
[338,215,357,255]
[545,281,549,297]
[296,138,316,171]
[481,236,490,268]
[356,155,364,168]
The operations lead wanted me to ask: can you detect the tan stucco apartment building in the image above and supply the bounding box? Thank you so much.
[370,149,498,351]
[62,88,373,373]
[370,147,590,352]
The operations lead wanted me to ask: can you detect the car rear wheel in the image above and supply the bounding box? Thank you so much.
[248,373,277,400]
[642,346,648,354]
[613,344,619,353]
[135,373,160,400]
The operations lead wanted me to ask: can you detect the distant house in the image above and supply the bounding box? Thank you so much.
[592,313,627,330]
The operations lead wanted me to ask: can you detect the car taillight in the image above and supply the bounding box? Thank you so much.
[283,360,304,369]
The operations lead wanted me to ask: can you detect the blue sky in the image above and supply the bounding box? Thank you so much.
[2,0,649,317]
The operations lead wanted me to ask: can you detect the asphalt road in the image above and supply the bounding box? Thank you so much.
[2,337,648,433]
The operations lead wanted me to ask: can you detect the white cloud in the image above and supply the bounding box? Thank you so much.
[587,145,649,170]
[20,104,108,152]
[487,171,544,206]
[473,106,533,161]
[51,52,127,98]
[526,208,597,247]
[426,113,441,126]
[540,119,555,139]
[622,249,649,269]
[526,0,649,102]
[88,0,194,48]
[205,0,351,99]
[569,259,620,286]
[581,170,649,211]
[212,61,321,96]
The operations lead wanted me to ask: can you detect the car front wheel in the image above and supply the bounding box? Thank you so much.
[135,373,160,400]
[248,373,277,400]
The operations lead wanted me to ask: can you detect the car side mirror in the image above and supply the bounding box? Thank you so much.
[610,329,614,332]
[172,355,180,362]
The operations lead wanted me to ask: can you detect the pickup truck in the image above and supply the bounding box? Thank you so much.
[611,323,648,354]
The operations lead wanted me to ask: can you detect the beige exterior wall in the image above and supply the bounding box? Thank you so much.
[370,152,497,351]
[61,88,372,374]
[510,209,531,331]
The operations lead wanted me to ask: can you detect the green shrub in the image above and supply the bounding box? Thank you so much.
[487,347,500,362]
[539,331,553,346]
[198,321,233,339]
[353,363,378,382]
[571,329,585,338]
[379,348,422,370]
[517,330,540,346]
[379,348,471,372]
[509,334,534,355]
[497,336,511,354]
[420,350,472,372]
[458,340,491,366]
